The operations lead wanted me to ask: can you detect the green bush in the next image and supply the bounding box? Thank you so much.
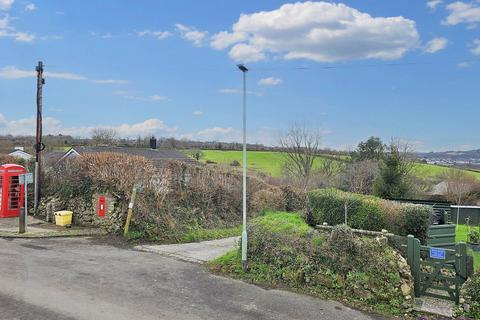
[211,213,410,316]
[307,188,432,239]
[457,272,480,319]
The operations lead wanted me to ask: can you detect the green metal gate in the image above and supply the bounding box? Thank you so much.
[406,235,468,303]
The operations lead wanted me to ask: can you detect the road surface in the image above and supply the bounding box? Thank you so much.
[0,237,381,320]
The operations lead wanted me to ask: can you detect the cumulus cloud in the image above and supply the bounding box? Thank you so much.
[0,113,177,137]
[192,111,203,116]
[175,23,208,46]
[137,29,172,40]
[471,38,480,55]
[427,0,443,10]
[0,15,35,42]
[210,1,419,63]
[423,37,448,53]
[0,0,13,10]
[25,3,36,11]
[443,1,480,26]
[258,77,282,86]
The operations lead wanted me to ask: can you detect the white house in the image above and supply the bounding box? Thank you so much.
[8,148,33,161]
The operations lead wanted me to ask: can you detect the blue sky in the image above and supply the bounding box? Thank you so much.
[1,0,479,151]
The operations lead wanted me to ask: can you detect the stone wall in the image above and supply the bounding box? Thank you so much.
[37,193,126,233]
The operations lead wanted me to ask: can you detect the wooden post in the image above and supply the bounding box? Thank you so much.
[407,235,414,268]
[123,185,138,237]
[413,238,421,297]
[455,241,468,303]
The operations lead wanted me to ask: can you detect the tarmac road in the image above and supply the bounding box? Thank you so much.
[0,237,381,320]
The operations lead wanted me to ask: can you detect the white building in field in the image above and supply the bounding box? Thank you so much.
[8,147,33,161]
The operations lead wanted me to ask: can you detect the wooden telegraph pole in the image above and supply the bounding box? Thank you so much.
[34,61,44,212]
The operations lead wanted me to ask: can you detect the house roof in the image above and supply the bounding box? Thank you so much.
[8,149,33,159]
[59,146,196,167]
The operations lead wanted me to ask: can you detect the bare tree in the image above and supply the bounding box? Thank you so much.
[280,124,322,190]
[342,159,380,195]
[91,128,118,146]
[444,169,478,204]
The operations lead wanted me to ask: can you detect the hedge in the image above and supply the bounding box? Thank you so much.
[307,188,432,240]
[456,272,480,319]
[210,212,413,316]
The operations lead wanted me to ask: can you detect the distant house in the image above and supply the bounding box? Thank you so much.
[8,147,33,161]
[53,145,195,169]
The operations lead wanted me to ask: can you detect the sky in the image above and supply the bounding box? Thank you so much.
[0,0,479,152]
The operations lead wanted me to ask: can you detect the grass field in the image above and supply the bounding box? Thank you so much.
[197,150,343,177]
[456,224,480,271]
[193,150,480,181]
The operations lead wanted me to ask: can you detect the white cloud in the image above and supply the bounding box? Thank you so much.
[196,127,235,141]
[90,31,114,39]
[0,66,86,80]
[192,111,203,116]
[113,90,167,102]
[471,38,480,55]
[39,34,63,41]
[218,88,241,94]
[25,3,36,11]
[0,16,35,42]
[0,113,177,137]
[0,66,34,78]
[0,0,13,10]
[175,23,208,46]
[211,1,419,63]
[14,32,35,42]
[137,29,172,40]
[423,37,448,53]
[149,94,166,101]
[0,15,8,28]
[92,79,128,84]
[457,61,471,68]
[443,1,480,26]
[258,77,282,86]
[427,0,443,10]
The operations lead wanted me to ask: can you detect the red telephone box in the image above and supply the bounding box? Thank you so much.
[0,164,26,218]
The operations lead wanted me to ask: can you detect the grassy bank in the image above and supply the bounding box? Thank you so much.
[456,224,480,271]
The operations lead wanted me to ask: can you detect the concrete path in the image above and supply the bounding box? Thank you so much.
[0,216,106,238]
[0,237,382,320]
[135,237,240,263]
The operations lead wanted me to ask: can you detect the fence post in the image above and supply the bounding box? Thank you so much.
[413,238,421,297]
[407,235,414,268]
[455,241,468,303]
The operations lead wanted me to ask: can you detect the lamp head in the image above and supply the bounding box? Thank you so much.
[237,64,248,72]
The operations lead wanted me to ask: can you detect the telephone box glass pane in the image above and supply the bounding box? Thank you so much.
[8,176,20,210]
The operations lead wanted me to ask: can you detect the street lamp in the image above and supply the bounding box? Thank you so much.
[237,63,248,271]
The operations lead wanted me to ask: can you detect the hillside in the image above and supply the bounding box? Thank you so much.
[190,150,480,181]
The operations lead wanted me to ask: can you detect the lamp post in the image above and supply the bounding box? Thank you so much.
[237,63,248,271]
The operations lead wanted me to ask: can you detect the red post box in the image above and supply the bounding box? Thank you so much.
[97,195,106,218]
[0,164,26,218]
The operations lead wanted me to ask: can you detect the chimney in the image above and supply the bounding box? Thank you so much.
[150,136,157,149]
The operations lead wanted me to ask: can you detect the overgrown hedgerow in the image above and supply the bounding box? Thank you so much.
[307,188,432,240]
[210,212,413,316]
[456,272,480,319]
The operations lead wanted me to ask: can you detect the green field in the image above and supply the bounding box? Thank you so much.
[193,150,480,181]
[412,163,480,180]
[196,150,343,177]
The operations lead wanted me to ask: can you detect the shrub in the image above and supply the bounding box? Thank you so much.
[251,188,285,214]
[212,213,412,316]
[307,188,432,239]
[230,160,240,167]
[457,272,480,319]
[281,185,306,212]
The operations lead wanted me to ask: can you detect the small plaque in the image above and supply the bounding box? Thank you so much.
[430,247,446,260]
